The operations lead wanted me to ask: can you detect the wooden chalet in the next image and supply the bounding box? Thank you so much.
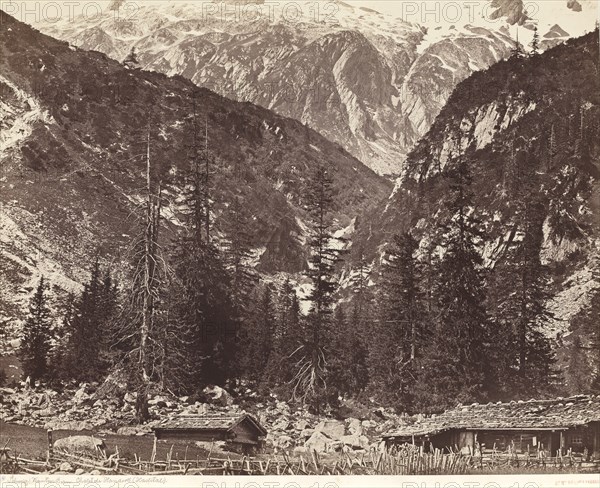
[382,395,600,458]
[153,414,267,453]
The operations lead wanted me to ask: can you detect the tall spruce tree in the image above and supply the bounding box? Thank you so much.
[62,258,108,382]
[167,106,233,391]
[370,231,425,411]
[489,147,556,398]
[530,26,540,55]
[242,284,276,387]
[293,165,344,410]
[19,277,53,384]
[264,279,302,391]
[414,143,490,412]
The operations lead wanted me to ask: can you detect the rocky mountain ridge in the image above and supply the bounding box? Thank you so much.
[31,1,520,175]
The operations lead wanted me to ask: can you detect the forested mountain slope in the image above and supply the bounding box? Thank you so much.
[0,10,391,327]
[353,30,600,399]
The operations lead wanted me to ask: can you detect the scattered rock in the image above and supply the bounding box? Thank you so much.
[271,418,290,431]
[203,385,233,406]
[340,433,370,450]
[73,384,90,405]
[35,407,57,417]
[89,470,102,475]
[119,425,152,435]
[300,428,315,439]
[123,392,136,404]
[304,431,333,453]
[294,419,310,431]
[314,420,345,440]
[274,435,294,449]
[346,418,363,435]
[75,468,85,475]
[59,462,74,473]
[45,420,94,431]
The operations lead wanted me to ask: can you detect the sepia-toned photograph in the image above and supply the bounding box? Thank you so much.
[0,0,599,484]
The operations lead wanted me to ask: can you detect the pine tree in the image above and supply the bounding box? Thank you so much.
[62,258,107,382]
[548,124,558,171]
[19,277,53,384]
[511,28,525,59]
[264,279,302,391]
[167,106,234,392]
[345,249,371,395]
[370,231,425,411]
[414,147,490,412]
[292,165,344,410]
[530,26,540,55]
[242,284,276,387]
[489,147,556,398]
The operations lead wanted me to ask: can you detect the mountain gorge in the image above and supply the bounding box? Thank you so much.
[0,10,390,327]
[354,31,600,392]
[34,1,522,175]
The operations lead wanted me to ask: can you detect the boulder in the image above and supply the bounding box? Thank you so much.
[314,420,345,440]
[361,419,377,429]
[300,428,315,439]
[35,407,57,417]
[274,435,294,449]
[346,418,363,435]
[59,462,74,473]
[340,433,370,450]
[54,436,105,454]
[123,392,136,404]
[304,431,333,453]
[75,468,85,475]
[116,426,140,436]
[294,419,310,431]
[271,417,291,431]
[203,385,233,406]
[73,384,90,405]
[89,470,102,475]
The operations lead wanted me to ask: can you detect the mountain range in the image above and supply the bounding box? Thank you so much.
[30,0,597,176]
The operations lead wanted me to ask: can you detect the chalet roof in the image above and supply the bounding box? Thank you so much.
[383,395,600,439]
[153,413,267,435]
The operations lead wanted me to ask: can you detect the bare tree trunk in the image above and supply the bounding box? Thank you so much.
[136,133,162,423]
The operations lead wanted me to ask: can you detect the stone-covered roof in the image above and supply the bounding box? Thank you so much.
[383,395,600,439]
[153,414,267,435]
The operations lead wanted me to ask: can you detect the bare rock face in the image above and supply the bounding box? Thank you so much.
[54,435,106,454]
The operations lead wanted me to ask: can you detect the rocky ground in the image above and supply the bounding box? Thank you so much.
[0,378,407,457]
